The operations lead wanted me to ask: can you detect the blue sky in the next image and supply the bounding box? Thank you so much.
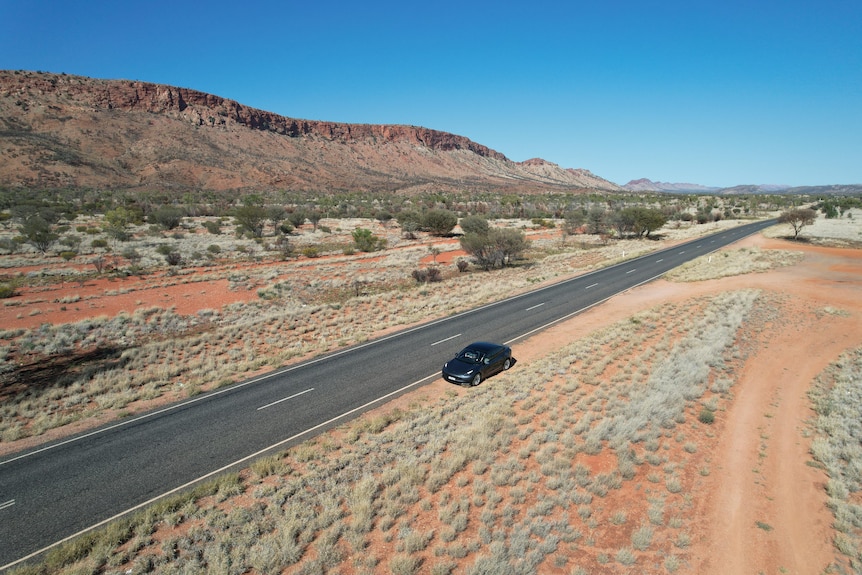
[2,0,860,187]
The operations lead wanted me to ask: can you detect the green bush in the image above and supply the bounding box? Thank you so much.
[0,283,15,298]
[698,408,715,424]
[421,209,458,236]
[302,246,321,258]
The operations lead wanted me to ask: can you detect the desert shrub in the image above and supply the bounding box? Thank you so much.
[397,210,422,238]
[422,209,458,236]
[202,220,221,234]
[390,554,423,575]
[0,283,15,298]
[412,268,428,283]
[150,206,184,230]
[59,250,77,261]
[352,228,386,252]
[302,246,321,258]
[459,215,490,236]
[412,267,442,283]
[616,547,636,565]
[456,258,469,272]
[698,408,715,424]
[164,251,182,266]
[631,523,654,550]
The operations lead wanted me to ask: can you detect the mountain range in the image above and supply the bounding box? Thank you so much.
[1,70,858,198]
[0,70,619,196]
[621,178,862,195]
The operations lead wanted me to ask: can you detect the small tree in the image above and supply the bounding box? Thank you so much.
[586,207,607,235]
[778,208,817,239]
[92,255,106,274]
[421,209,458,237]
[19,216,58,253]
[375,210,394,228]
[150,206,184,230]
[563,210,586,237]
[308,210,323,231]
[397,210,422,239]
[630,207,667,238]
[352,228,386,252]
[287,209,307,229]
[459,215,490,236]
[104,206,142,241]
[233,204,267,238]
[460,228,529,270]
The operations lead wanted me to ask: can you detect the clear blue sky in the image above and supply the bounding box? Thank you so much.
[2,0,860,187]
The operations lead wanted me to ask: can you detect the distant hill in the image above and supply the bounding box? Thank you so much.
[623,178,862,196]
[622,179,722,194]
[0,70,620,196]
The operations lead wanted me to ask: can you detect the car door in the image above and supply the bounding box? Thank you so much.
[483,347,504,377]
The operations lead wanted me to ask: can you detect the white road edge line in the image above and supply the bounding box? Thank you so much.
[0,499,14,511]
[1,373,440,572]
[257,388,314,411]
[525,303,545,311]
[431,333,461,346]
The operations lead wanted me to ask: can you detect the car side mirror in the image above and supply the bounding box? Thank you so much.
[483,358,490,365]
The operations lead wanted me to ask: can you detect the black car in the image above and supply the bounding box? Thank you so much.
[442,341,515,386]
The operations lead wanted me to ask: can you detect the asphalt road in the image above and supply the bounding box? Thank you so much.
[0,218,776,569]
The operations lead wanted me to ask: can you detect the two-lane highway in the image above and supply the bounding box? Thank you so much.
[0,218,776,569]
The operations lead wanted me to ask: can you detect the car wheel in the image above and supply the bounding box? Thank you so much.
[503,358,512,370]
[471,373,482,386]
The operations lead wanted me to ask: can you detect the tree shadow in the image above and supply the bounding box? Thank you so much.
[0,345,128,400]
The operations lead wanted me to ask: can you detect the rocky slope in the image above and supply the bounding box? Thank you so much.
[0,70,620,195]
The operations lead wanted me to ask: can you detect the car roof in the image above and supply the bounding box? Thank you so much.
[464,341,502,353]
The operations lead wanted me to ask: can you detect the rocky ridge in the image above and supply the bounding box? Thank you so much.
[0,70,620,195]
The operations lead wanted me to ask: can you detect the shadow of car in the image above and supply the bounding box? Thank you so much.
[442,341,515,387]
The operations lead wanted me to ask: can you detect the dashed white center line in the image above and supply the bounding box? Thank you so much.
[431,334,462,346]
[656,259,664,263]
[257,388,314,411]
[0,499,15,511]
[585,283,598,290]
[525,303,545,311]
[626,269,637,274]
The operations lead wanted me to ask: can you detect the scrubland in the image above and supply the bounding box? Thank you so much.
[4,208,862,574]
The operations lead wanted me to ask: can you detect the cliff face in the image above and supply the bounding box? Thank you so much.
[0,70,620,194]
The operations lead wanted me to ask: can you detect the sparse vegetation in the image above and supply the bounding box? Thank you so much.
[2,197,860,574]
[8,286,760,573]
[808,346,862,571]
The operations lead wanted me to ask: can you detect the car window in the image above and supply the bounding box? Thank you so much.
[459,350,482,363]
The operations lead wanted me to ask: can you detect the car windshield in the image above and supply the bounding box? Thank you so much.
[457,349,483,364]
